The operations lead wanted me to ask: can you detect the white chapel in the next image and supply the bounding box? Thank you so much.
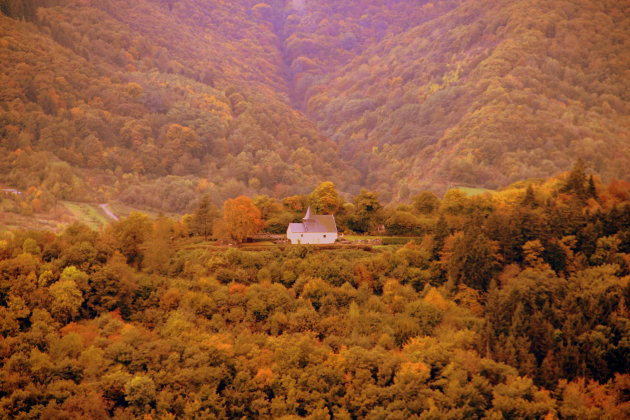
[286,207,338,244]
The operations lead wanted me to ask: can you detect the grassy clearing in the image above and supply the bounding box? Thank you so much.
[342,235,422,244]
[109,202,180,220]
[241,241,275,247]
[342,235,388,241]
[178,241,218,250]
[61,202,109,230]
[454,186,494,196]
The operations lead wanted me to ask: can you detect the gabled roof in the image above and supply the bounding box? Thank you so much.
[287,209,337,234]
[288,223,307,233]
[305,215,337,233]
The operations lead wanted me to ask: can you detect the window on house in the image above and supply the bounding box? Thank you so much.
[301,234,303,237]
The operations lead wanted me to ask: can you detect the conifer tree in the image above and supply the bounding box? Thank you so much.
[587,175,597,199]
[562,159,587,199]
[521,184,537,207]
[192,195,219,240]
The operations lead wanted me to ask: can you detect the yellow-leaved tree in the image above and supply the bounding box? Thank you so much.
[309,181,340,214]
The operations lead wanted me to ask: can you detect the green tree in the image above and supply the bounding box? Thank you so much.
[412,191,439,214]
[445,227,500,291]
[22,238,41,255]
[349,189,382,233]
[59,265,89,292]
[191,195,219,240]
[385,211,421,235]
[253,195,282,220]
[521,184,538,207]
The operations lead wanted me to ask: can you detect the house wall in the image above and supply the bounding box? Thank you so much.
[287,231,338,244]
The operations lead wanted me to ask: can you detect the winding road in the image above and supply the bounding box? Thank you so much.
[100,203,119,222]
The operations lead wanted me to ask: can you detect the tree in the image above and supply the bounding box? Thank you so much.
[412,191,439,214]
[144,215,174,273]
[440,189,468,215]
[444,226,500,291]
[562,159,587,199]
[124,376,156,409]
[191,195,219,240]
[253,195,282,220]
[385,211,422,236]
[49,278,83,323]
[587,175,597,199]
[59,266,89,292]
[22,238,40,255]
[214,196,264,243]
[109,212,151,265]
[349,189,382,233]
[310,181,340,214]
[521,185,537,207]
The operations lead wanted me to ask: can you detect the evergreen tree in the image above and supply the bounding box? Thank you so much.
[521,184,537,207]
[192,195,219,240]
[447,225,500,291]
[587,175,597,199]
[433,215,450,258]
[562,159,587,199]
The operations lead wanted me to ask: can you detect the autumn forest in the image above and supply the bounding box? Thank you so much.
[0,0,629,418]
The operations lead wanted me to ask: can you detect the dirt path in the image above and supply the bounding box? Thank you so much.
[100,203,119,221]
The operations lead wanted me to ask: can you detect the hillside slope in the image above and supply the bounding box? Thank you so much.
[0,0,358,212]
[306,0,630,197]
[1,0,629,212]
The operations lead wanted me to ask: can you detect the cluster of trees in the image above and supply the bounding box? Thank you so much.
[0,167,628,417]
[182,180,387,240]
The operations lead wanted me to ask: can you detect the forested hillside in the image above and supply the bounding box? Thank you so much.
[1,0,629,211]
[0,0,358,213]
[2,2,629,417]
[306,0,630,196]
[1,169,629,418]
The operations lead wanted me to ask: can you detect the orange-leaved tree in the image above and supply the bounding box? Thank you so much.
[214,196,264,243]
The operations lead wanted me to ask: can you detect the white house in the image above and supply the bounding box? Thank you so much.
[287,207,338,244]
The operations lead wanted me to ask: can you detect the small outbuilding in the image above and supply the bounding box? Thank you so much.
[287,207,338,244]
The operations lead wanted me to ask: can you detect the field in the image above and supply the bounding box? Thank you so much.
[0,201,74,232]
[0,200,173,233]
[453,186,494,196]
[109,202,181,220]
[61,201,111,230]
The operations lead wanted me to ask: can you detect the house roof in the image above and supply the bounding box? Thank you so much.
[288,223,307,233]
[288,209,337,234]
